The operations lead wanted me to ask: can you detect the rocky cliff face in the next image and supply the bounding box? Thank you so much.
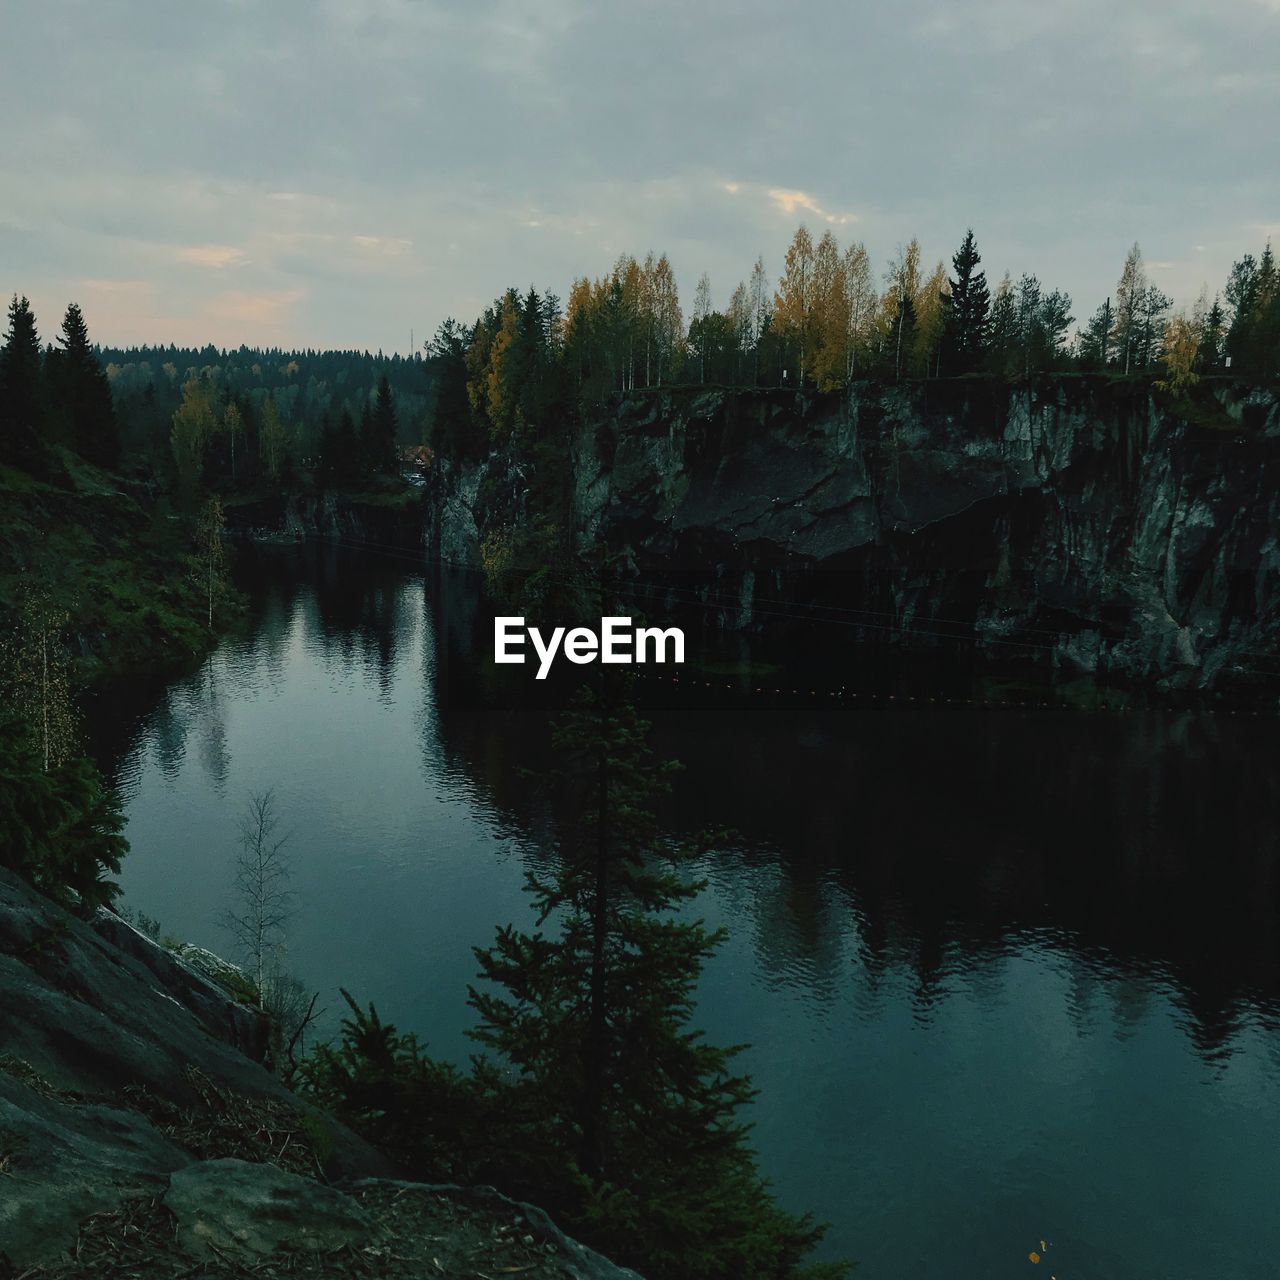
[428,379,1280,692]
[0,870,639,1279]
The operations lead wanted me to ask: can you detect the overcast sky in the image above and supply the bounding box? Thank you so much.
[2,0,1277,352]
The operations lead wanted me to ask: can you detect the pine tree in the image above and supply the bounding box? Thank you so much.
[945,229,990,373]
[1079,299,1114,370]
[0,294,46,468]
[985,274,1017,376]
[371,375,400,474]
[50,303,119,467]
[470,677,843,1280]
[1198,297,1225,372]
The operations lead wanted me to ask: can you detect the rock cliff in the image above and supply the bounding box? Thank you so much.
[428,379,1280,692]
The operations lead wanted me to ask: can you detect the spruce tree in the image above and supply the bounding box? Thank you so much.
[371,374,400,475]
[51,303,119,467]
[945,229,990,373]
[0,294,46,468]
[1198,298,1225,372]
[1079,299,1114,370]
[470,676,844,1280]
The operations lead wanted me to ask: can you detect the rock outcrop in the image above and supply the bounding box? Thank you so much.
[428,379,1280,691]
[0,869,641,1278]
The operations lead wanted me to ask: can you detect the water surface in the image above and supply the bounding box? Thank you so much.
[87,545,1280,1279]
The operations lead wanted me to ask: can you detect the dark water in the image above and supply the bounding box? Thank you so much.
[87,545,1280,1279]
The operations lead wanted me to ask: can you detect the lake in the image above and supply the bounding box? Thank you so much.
[86,543,1280,1279]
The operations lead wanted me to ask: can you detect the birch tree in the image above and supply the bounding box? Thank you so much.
[774,226,816,383]
[224,789,293,1003]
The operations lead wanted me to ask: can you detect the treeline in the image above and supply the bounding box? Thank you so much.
[102,343,430,494]
[427,229,1280,459]
[0,300,430,501]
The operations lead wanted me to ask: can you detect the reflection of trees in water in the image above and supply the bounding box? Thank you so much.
[94,545,1280,1070]
[636,706,1280,1061]
[307,544,411,702]
[194,658,230,794]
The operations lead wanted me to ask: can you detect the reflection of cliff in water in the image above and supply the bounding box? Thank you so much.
[87,546,1280,1066]
[419,556,1280,1062]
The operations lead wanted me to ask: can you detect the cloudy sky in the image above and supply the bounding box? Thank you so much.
[2,0,1277,352]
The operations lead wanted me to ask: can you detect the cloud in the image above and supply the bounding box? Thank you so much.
[351,234,412,256]
[203,288,305,331]
[175,244,247,269]
[767,189,857,226]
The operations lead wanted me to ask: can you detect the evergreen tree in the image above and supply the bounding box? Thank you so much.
[50,303,119,467]
[985,275,1017,377]
[0,294,46,468]
[334,407,360,483]
[470,678,843,1280]
[370,375,400,475]
[1079,299,1114,370]
[945,229,990,373]
[427,319,479,460]
[1198,297,1225,372]
[316,411,337,486]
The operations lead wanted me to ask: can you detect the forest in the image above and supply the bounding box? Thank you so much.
[1,223,1278,1280]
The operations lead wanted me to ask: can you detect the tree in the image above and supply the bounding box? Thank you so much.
[259,393,289,482]
[1134,282,1172,370]
[913,259,950,377]
[171,377,218,502]
[691,273,713,383]
[369,374,400,474]
[0,600,126,909]
[1198,295,1225,372]
[810,230,848,390]
[945,229,990,373]
[223,400,243,485]
[774,227,816,383]
[647,254,683,386]
[427,318,478,458]
[1111,243,1150,374]
[0,294,46,468]
[223,789,293,1002]
[192,496,227,630]
[50,303,119,467]
[1157,314,1201,393]
[882,240,922,380]
[841,242,877,379]
[470,680,842,1279]
[1,590,76,773]
[0,715,127,910]
[986,274,1017,376]
[748,255,770,383]
[1078,299,1114,370]
[727,281,752,383]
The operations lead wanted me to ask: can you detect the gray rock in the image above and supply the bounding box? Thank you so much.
[91,909,267,1061]
[0,1073,189,1268]
[428,381,1280,690]
[347,1179,646,1280]
[164,1158,373,1259]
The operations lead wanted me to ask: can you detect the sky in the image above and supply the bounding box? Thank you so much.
[2,0,1277,352]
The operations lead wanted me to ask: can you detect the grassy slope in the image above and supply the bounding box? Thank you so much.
[0,451,230,680]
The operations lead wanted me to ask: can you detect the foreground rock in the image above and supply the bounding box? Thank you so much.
[0,867,390,1268]
[164,1158,374,1259]
[0,869,641,1278]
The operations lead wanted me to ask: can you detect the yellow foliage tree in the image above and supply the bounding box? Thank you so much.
[1157,314,1201,393]
[774,225,817,383]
